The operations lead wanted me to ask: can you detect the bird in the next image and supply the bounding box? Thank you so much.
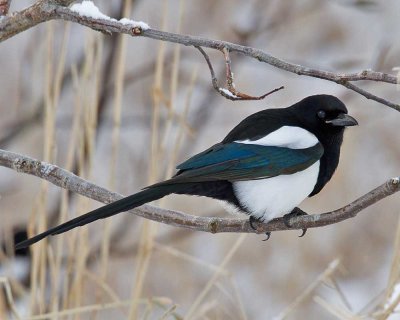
[15,94,357,249]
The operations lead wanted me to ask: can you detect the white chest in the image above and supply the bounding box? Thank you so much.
[232,161,320,222]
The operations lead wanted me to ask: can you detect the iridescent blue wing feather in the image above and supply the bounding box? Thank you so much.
[161,142,324,184]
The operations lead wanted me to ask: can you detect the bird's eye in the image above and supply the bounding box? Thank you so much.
[317,110,326,119]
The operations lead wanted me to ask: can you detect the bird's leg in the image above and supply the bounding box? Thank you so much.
[249,216,258,230]
[283,207,309,238]
[249,216,271,241]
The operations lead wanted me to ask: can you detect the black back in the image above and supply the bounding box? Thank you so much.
[221,95,349,196]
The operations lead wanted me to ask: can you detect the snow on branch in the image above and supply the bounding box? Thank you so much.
[70,1,149,30]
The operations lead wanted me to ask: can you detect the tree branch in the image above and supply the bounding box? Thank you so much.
[1,149,399,235]
[0,1,398,110]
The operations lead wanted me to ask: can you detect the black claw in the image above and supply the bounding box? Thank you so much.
[262,232,271,241]
[283,208,309,237]
[249,216,272,241]
[299,228,307,237]
[249,216,258,231]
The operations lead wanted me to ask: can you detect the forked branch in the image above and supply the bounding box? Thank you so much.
[195,46,284,101]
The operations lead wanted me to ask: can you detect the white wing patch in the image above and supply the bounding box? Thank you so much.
[236,126,318,149]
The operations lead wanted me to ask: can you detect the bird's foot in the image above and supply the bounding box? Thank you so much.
[283,207,308,238]
[249,216,260,230]
[249,216,271,241]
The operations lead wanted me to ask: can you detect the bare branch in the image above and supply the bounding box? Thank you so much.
[0,2,398,110]
[0,1,50,40]
[1,149,399,236]
[341,81,400,111]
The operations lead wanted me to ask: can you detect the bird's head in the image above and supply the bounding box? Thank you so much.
[290,94,358,139]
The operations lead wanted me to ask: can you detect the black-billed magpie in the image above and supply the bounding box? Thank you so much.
[16,94,357,249]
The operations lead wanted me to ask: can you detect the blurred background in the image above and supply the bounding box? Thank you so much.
[0,0,399,319]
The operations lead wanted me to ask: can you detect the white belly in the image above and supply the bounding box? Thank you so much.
[232,161,320,222]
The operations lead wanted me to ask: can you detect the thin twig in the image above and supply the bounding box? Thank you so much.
[341,81,400,111]
[0,149,399,236]
[195,46,218,88]
[0,1,398,110]
[196,46,285,101]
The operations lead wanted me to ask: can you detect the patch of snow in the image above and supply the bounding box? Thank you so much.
[70,1,150,30]
[219,88,238,98]
[41,162,54,175]
[119,18,150,30]
[70,1,113,21]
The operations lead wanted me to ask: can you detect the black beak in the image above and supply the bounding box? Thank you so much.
[326,113,358,127]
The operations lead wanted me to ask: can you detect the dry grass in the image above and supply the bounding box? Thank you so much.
[1,0,400,319]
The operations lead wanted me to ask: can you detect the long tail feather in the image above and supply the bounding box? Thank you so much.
[15,184,182,249]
